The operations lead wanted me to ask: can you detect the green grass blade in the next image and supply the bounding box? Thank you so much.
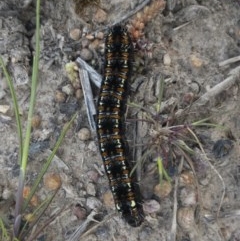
[21,0,41,172]
[0,217,10,241]
[192,118,226,130]
[0,57,23,162]
[191,117,211,126]
[19,190,58,239]
[157,156,171,182]
[14,0,41,237]
[23,113,77,211]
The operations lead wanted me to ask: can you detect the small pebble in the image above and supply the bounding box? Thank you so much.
[73,204,87,220]
[143,199,161,214]
[86,182,96,196]
[30,195,39,206]
[89,39,100,50]
[95,31,104,39]
[87,171,99,183]
[163,53,171,66]
[0,105,10,114]
[75,88,83,99]
[93,9,107,23]
[2,188,12,200]
[177,207,196,231]
[69,28,81,41]
[154,181,172,198]
[81,38,90,48]
[62,84,74,96]
[31,114,42,129]
[13,64,29,86]
[190,81,200,93]
[102,190,115,209]
[78,128,91,141]
[212,139,233,158]
[81,39,90,48]
[55,90,67,103]
[88,141,97,152]
[179,171,195,186]
[23,186,39,206]
[183,92,195,104]
[98,43,105,55]
[44,173,62,190]
[180,186,197,206]
[86,196,102,209]
[132,29,142,40]
[80,48,93,61]
[190,55,203,68]
[85,34,95,40]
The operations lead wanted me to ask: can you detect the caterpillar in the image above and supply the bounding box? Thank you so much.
[96,25,144,227]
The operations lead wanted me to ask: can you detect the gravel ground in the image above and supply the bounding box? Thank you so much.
[0,0,240,240]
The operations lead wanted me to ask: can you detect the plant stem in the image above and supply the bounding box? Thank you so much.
[14,0,41,237]
[157,156,171,183]
[0,57,23,162]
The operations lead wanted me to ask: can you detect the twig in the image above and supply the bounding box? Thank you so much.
[195,65,240,106]
[135,112,144,181]
[168,157,183,241]
[219,55,240,67]
[173,21,191,31]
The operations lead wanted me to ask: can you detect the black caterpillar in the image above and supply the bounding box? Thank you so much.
[96,25,144,227]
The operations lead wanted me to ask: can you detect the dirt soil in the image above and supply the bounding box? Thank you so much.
[0,0,240,241]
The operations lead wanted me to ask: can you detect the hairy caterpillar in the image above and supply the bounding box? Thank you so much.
[96,25,144,227]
